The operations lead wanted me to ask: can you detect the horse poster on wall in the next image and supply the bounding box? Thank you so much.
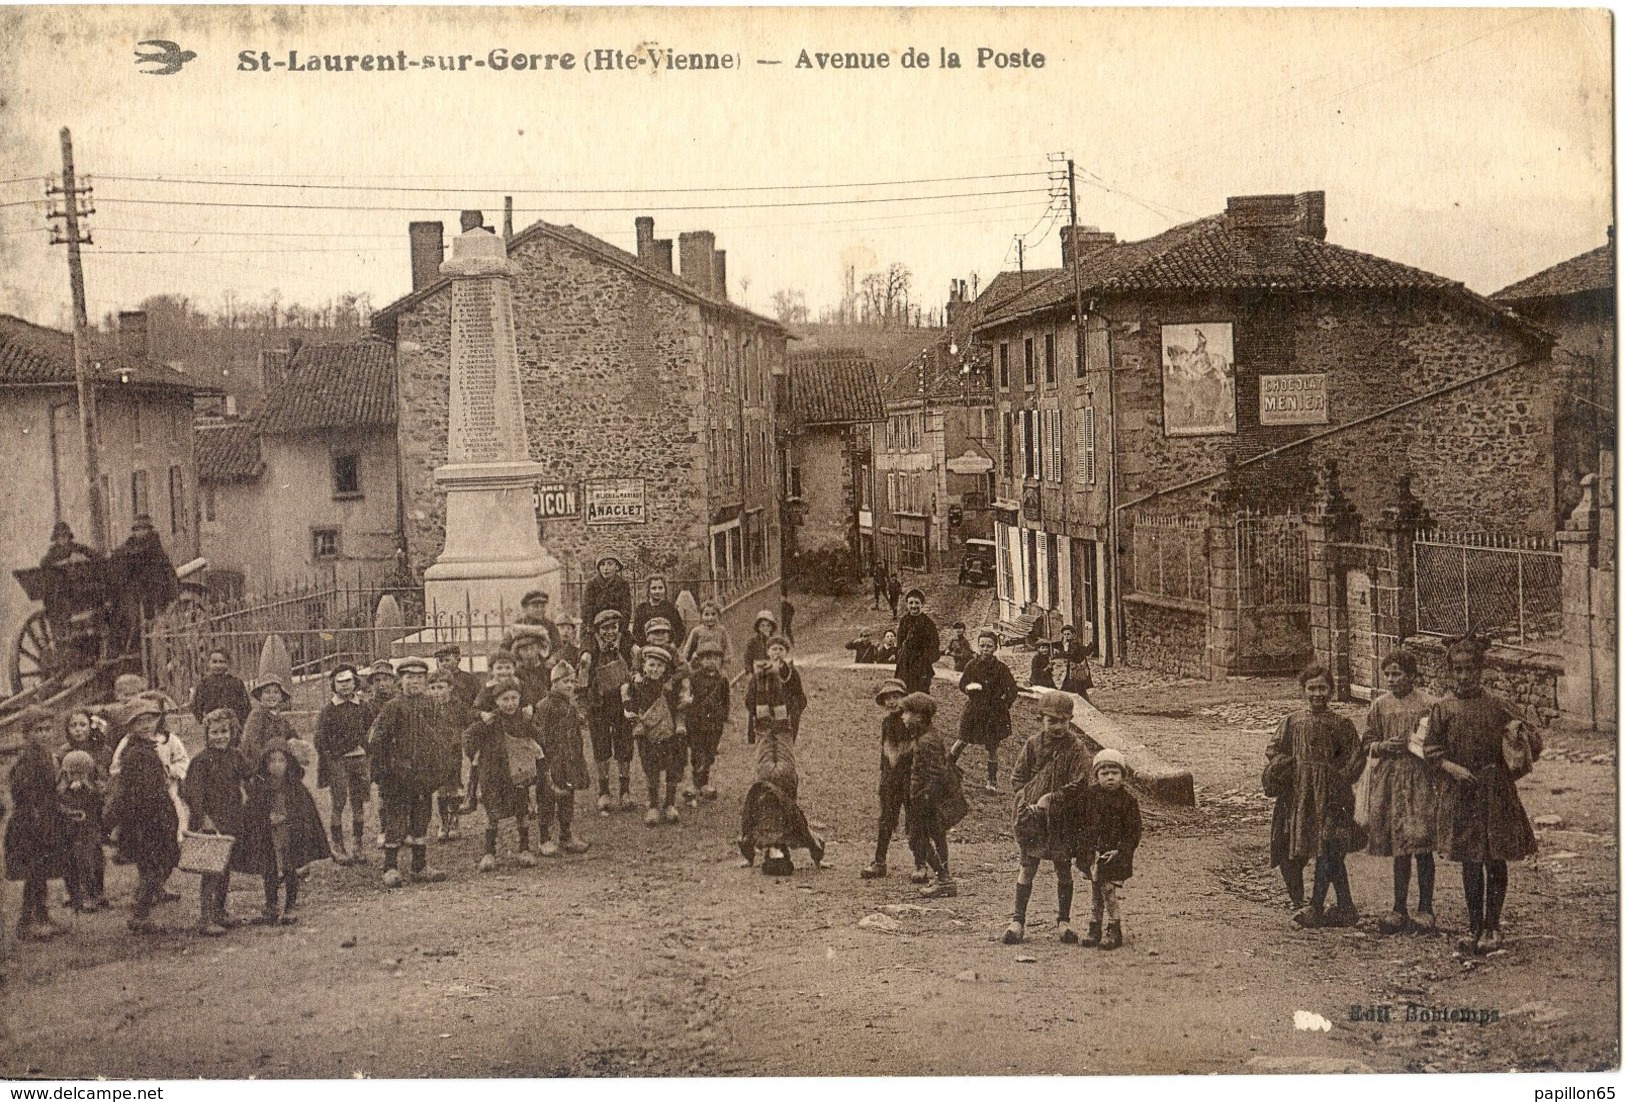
[1161,323,1237,436]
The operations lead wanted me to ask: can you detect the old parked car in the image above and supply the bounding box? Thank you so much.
[958,539,997,587]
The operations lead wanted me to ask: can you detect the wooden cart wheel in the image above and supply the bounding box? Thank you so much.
[10,611,55,696]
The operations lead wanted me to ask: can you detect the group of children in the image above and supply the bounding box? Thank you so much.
[1266,638,1541,956]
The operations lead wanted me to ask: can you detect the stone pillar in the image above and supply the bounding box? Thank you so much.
[1305,461,1360,698]
[1557,473,1599,728]
[423,227,561,622]
[1376,473,1432,647]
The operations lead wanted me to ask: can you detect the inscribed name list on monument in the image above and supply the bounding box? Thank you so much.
[450,283,502,464]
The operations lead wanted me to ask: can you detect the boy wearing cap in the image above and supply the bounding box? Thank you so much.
[507,629,555,709]
[514,589,562,653]
[860,679,926,882]
[1073,748,1140,950]
[366,660,401,709]
[632,575,686,649]
[315,665,373,865]
[434,645,484,709]
[366,657,450,888]
[954,630,1020,794]
[895,589,941,695]
[533,662,591,855]
[582,554,633,630]
[427,669,475,842]
[623,645,684,826]
[683,641,731,805]
[582,608,638,814]
[1003,691,1092,945]
[5,707,73,941]
[901,692,965,898]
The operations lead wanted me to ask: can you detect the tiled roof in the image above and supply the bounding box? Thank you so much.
[785,351,886,428]
[257,340,397,434]
[1492,241,1614,302]
[976,210,1482,331]
[195,420,263,483]
[0,314,201,393]
[372,221,785,335]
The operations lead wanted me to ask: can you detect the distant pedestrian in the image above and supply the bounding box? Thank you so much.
[1053,625,1095,700]
[902,693,964,899]
[1076,748,1142,950]
[1028,642,1055,688]
[894,588,941,695]
[885,572,902,618]
[1361,648,1439,935]
[871,562,887,611]
[943,622,973,673]
[952,630,1019,793]
[1425,637,1539,957]
[1002,691,1090,945]
[190,648,251,729]
[780,597,796,646]
[844,628,897,665]
[1265,664,1362,929]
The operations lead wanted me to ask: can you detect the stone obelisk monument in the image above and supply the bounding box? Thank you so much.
[423,225,560,620]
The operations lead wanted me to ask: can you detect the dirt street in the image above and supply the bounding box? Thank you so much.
[1,592,1617,1077]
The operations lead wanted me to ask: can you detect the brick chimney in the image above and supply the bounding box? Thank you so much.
[1060,226,1117,269]
[679,231,717,294]
[635,216,655,259]
[1227,194,1300,276]
[116,310,149,361]
[409,221,444,292]
[712,249,728,300]
[649,239,674,273]
[259,348,293,394]
[1294,192,1326,241]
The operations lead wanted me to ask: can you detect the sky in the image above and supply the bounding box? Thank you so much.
[0,6,1613,330]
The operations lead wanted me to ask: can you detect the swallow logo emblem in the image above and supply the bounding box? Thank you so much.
[135,40,197,76]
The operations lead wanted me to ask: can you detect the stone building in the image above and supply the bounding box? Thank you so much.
[1492,233,1616,521]
[974,192,1556,668]
[0,311,204,693]
[196,341,400,596]
[779,350,884,572]
[373,214,787,621]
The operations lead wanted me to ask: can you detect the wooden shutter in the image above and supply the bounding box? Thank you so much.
[1078,406,1097,485]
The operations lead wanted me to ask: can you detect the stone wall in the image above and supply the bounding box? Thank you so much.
[1409,635,1562,727]
[1103,291,1556,533]
[392,230,784,587]
[1123,595,1208,678]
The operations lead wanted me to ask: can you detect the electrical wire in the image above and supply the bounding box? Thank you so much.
[97,169,1052,195]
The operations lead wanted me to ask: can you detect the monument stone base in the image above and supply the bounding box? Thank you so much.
[424,460,562,624]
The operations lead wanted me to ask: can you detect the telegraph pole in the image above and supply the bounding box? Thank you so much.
[48,126,106,550]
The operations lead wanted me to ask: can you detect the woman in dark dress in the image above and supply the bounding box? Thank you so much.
[951,630,1020,793]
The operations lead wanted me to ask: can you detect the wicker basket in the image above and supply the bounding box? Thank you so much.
[178,831,236,876]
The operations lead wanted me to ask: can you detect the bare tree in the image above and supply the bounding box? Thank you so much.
[860,262,913,326]
[770,288,810,324]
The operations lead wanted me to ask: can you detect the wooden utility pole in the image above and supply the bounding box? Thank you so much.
[49,127,107,550]
[1069,158,1119,666]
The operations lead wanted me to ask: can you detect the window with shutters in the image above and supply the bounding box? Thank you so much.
[1044,333,1056,385]
[998,343,1010,389]
[1023,338,1036,387]
[1050,410,1064,484]
[1001,412,1013,478]
[1022,410,1036,479]
[130,469,150,519]
[1078,406,1097,485]
[168,465,186,535]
